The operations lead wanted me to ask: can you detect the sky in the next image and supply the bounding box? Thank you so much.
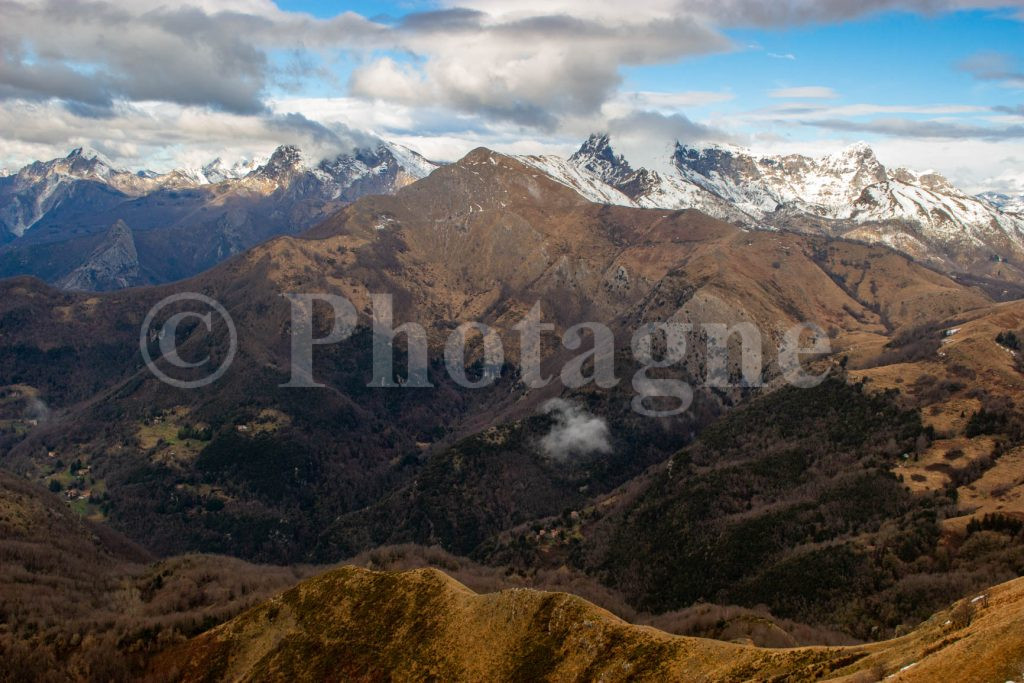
[0,0,1022,193]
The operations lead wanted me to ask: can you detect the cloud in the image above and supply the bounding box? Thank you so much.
[994,104,1024,116]
[349,9,731,129]
[25,395,50,423]
[768,52,797,60]
[802,116,1024,140]
[613,90,735,111]
[600,110,737,170]
[539,399,612,461]
[958,51,1024,87]
[0,0,384,115]
[768,86,839,99]
[0,99,382,171]
[607,110,732,144]
[677,0,1024,27]
[443,0,1023,27]
[0,0,1021,170]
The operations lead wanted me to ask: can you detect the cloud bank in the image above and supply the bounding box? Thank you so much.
[0,0,1021,188]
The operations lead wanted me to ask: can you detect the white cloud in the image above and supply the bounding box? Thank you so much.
[0,0,1021,187]
[348,9,732,129]
[610,90,735,113]
[539,399,612,461]
[768,86,839,99]
[0,99,375,172]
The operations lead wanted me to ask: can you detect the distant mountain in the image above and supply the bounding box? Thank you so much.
[523,135,1024,282]
[4,136,1022,289]
[178,156,267,185]
[57,220,142,291]
[979,190,1024,215]
[0,142,439,288]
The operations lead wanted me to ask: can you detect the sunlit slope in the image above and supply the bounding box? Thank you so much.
[157,565,1024,683]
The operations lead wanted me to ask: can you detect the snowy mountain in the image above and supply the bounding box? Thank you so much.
[0,142,438,243]
[979,191,1024,215]
[0,141,440,288]
[237,142,439,202]
[522,134,1024,280]
[518,135,753,225]
[3,134,1021,288]
[175,156,267,185]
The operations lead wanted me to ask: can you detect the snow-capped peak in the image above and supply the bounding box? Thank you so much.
[66,146,115,167]
[835,141,875,158]
[823,142,883,172]
[253,145,306,180]
[520,134,1024,275]
[383,142,439,180]
[569,133,635,186]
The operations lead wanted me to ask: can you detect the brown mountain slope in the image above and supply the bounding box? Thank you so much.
[0,147,998,565]
[0,468,319,681]
[155,564,1024,683]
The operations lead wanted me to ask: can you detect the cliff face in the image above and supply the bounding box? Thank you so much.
[58,220,141,291]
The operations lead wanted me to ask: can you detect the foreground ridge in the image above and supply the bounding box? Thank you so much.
[157,565,1024,682]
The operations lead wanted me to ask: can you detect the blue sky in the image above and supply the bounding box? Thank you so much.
[0,0,1022,192]
[636,10,1023,110]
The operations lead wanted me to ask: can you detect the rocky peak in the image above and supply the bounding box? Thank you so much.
[254,145,305,181]
[318,144,396,181]
[673,143,761,184]
[916,172,958,195]
[569,133,635,185]
[820,142,887,185]
[67,146,105,161]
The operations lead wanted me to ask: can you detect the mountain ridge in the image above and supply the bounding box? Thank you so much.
[0,142,440,287]
[521,134,1024,283]
[154,563,1024,683]
[3,136,1022,291]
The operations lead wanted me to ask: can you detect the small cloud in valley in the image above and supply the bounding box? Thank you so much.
[539,399,613,461]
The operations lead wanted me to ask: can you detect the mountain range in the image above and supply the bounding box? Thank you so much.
[523,135,1024,284]
[1,141,1024,679]
[0,143,438,290]
[3,135,1023,294]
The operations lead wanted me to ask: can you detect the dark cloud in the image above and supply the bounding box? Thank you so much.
[803,117,1024,140]
[608,110,733,144]
[688,0,1022,27]
[994,104,1024,116]
[0,0,383,116]
[267,112,379,154]
[958,51,1024,83]
[397,8,486,31]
